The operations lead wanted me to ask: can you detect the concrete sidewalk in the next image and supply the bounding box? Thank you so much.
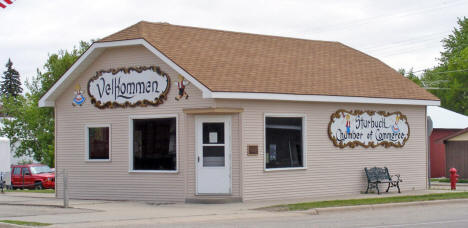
[0,188,466,228]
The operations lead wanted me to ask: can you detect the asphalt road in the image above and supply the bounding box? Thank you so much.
[103,201,468,228]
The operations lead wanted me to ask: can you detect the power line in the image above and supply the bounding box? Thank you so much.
[361,31,449,51]
[308,0,467,34]
[413,69,468,74]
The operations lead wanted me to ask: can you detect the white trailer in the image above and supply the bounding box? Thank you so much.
[0,137,11,190]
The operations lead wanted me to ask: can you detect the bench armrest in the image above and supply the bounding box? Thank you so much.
[391,174,402,182]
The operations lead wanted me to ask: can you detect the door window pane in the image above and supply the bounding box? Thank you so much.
[265,117,303,169]
[203,123,224,144]
[133,118,177,171]
[203,146,225,167]
[88,127,110,160]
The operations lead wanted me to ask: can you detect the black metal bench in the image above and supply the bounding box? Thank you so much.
[364,167,402,194]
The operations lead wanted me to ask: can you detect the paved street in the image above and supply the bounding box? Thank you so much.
[0,188,468,227]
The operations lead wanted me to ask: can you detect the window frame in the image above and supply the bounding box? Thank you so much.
[85,124,112,162]
[264,113,307,171]
[128,114,179,173]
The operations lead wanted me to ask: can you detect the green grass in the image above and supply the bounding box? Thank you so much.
[268,192,468,211]
[5,189,55,193]
[431,178,468,183]
[0,220,51,226]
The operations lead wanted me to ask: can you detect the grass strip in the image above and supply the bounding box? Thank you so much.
[431,178,468,183]
[270,192,468,211]
[0,220,51,226]
[5,189,55,193]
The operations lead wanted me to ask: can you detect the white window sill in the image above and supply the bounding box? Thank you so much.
[264,167,307,172]
[86,159,111,162]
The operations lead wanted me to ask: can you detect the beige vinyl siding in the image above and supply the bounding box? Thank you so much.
[55,45,221,202]
[55,44,428,202]
[215,99,427,201]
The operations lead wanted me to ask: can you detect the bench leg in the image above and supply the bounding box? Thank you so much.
[376,184,380,195]
[365,183,370,194]
[386,183,391,192]
[397,182,401,193]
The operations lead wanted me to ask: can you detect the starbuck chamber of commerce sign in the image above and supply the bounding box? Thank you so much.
[88,66,170,108]
[328,110,410,148]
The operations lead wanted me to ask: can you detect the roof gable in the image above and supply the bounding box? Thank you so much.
[438,127,468,143]
[39,39,211,107]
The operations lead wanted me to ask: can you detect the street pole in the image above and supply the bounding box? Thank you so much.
[63,169,69,208]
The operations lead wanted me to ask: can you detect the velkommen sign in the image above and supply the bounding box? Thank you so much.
[328,109,410,148]
[88,66,170,108]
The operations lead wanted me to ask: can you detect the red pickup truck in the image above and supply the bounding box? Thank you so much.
[11,164,55,189]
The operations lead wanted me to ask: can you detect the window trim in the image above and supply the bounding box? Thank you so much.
[264,113,307,171]
[128,114,179,173]
[85,124,112,162]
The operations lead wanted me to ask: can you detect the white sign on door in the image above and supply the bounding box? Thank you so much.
[209,132,218,143]
[328,110,410,148]
[88,66,169,108]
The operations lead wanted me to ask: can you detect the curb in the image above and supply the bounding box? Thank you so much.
[0,222,29,228]
[0,203,66,208]
[302,198,468,215]
[431,182,468,186]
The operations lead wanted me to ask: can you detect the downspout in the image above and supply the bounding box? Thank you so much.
[427,114,433,189]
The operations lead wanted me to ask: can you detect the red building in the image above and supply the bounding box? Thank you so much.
[428,106,468,178]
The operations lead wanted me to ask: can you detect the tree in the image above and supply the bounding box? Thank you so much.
[419,17,468,115]
[398,68,422,87]
[0,58,23,98]
[0,41,91,167]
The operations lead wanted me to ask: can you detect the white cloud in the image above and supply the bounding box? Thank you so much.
[0,0,467,89]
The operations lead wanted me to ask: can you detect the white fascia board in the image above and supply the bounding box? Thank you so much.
[38,39,212,107]
[209,92,441,106]
[38,42,99,107]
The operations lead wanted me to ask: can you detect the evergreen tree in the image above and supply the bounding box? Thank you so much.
[0,59,23,97]
[0,41,91,167]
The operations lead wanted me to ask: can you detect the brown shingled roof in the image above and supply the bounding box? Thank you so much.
[99,21,438,101]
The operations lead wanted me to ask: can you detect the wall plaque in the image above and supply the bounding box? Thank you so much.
[247,145,259,156]
[88,66,170,109]
[328,109,410,148]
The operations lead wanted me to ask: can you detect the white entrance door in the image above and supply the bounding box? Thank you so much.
[196,115,231,194]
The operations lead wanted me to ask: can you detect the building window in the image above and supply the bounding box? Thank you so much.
[265,116,305,169]
[132,117,177,171]
[86,125,110,160]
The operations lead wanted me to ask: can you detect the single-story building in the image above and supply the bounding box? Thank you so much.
[39,21,439,202]
[438,127,468,179]
[427,106,468,178]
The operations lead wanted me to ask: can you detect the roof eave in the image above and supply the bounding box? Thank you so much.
[209,92,440,106]
[39,38,441,108]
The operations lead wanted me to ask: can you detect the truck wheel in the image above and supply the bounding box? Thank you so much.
[34,182,43,190]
